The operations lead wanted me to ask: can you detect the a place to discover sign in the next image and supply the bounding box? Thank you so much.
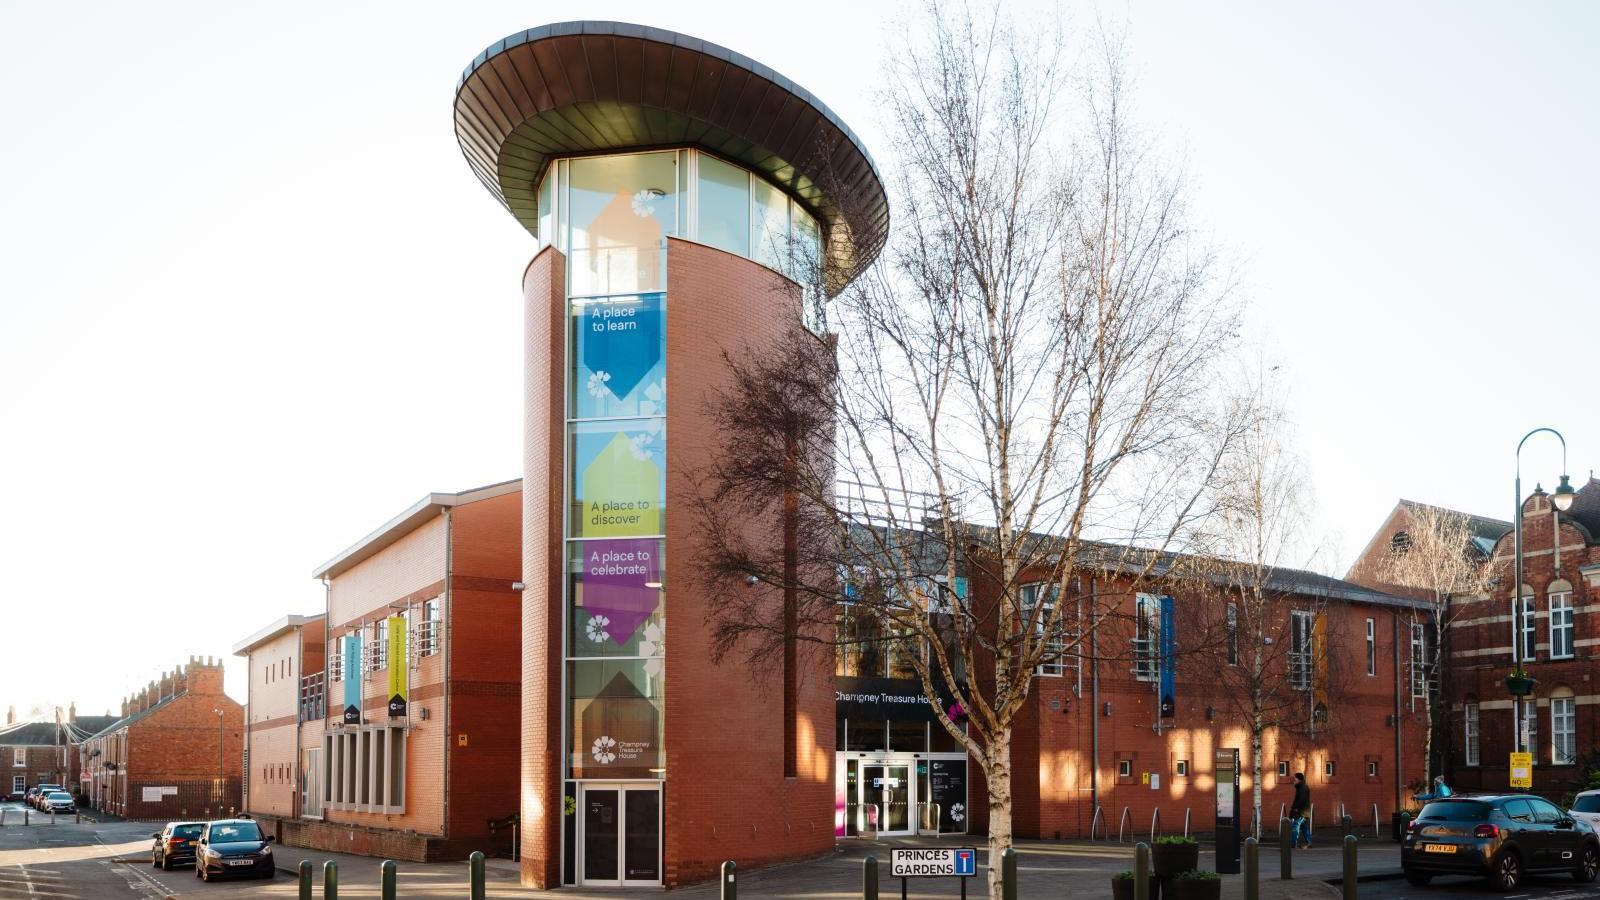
[890,847,977,877]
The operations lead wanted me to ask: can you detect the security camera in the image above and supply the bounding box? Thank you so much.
[744,574,759,585]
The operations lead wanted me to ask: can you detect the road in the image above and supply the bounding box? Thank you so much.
[1358,873,1600,900]
[0,801,297,899]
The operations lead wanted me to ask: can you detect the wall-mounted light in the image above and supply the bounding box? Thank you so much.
[1103,702,1113,717]
[511,582,525,591]
[645,581,663,589]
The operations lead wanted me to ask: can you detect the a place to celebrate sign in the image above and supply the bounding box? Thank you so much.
[890,847,977,877]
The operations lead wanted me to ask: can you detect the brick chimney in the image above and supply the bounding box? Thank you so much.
[119,697,128,718]
[5,706,13,725]
[68,702,76,724]
[159,669,175,700]
[187,656,225,696]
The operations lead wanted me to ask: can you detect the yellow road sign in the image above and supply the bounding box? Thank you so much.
[1509,752,1533,789]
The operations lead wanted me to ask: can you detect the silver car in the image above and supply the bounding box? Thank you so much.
[1571,790,1600,831]
[43,791,75,814]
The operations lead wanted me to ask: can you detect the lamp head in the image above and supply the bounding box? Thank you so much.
[1553,474,1577,512]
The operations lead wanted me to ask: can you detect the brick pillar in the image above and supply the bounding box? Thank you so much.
[521,246,566,888]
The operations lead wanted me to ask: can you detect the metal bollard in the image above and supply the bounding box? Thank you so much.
[298,860,313,900]
[381,860,396,900]
[720,860,737,900]
[1134,842,1150,900]
[1342,835,1357,900]
[24,809,28,826]
[1000,847,1017,900]
[323,860,338,900]
[1279,818,1292,880]
[1244,836,1259,900]
[470,851,486,900]
[864,855,878,900]
[1341,814,1353,838]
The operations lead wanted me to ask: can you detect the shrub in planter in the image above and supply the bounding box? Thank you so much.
[1152,835,1200,878]
[1111,870,1136,900]
[1170,870,1222,900]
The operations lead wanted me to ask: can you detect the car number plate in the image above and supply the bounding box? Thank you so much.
[1422,843,1456,854]
[227,859,255,866]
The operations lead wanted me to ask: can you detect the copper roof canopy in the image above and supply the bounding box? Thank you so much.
[454,21,889,293]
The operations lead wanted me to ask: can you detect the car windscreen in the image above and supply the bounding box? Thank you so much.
[173,824,204,838]
[1575,796,1600,813]
[46,792,71,800]
[208,823,263,843]
[1418,800,1489,821]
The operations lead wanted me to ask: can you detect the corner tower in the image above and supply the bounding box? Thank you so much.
[454,21,886,888]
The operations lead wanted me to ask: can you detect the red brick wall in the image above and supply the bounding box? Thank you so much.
[446,491,523,849]
[519,245,566,888]
[1449,494,1600,797]
[661,239,836,884]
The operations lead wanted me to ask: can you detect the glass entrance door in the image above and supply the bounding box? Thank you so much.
[859,763,913,835]
[579,784,661,886]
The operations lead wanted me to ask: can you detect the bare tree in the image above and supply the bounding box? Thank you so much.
[688,6,1243,895]
[1186,376,1352,837]
[1376,503,1493,783]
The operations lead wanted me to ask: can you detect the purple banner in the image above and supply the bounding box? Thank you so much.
[582,539,661,644]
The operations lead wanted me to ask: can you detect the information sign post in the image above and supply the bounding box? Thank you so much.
[1215,748,1242,874]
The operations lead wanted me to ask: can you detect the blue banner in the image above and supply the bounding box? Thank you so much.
[1158,596,1176,719]
[343,634,361,724]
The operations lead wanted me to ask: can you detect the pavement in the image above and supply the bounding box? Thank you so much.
[0,803,1432,900]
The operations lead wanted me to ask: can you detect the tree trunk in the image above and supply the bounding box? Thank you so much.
[1251,729,1263,839]
[984,731,1013,900]
[1422,691,1434,784]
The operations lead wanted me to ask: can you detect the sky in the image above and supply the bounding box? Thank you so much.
[2,2,1596,717]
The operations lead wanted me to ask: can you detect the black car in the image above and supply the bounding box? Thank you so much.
[193,819,276,881]
[150,821,205,870]
[1402,793,1600,890]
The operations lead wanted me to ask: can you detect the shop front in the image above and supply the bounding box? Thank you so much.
[835,677,969,838]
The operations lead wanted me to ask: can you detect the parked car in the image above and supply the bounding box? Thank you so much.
[194,819,275,881]
[1571,790,1600,832]
[1402,793,1600,890]
[41,791,75,814]
[30,785,64,810]
[150,822,205,870]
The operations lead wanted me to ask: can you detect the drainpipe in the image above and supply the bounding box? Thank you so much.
[1393,612,1402,815]
[442,507,453,839]
[1089,575,1100,833]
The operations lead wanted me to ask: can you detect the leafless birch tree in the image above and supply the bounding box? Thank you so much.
[688,6,1242,894]
[1376,504,1493,783]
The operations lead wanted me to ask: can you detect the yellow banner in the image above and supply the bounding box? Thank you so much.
[387,615,408,717]
[1509,752,1533,789]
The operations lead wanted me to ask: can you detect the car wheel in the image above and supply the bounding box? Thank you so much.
[1575,844,1599,883]
[1405,871,1432,887]
[1491,849,1521,891]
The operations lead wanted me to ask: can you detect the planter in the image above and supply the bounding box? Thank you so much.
[1152,842,1200,878]
[1111,876,1135,900]
[1506,673,1538,696]
[1169,877,1222,900]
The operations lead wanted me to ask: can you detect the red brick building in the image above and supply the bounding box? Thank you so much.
[240,479,522,861]
[1361,481,1600,798]
[82,658,243,819]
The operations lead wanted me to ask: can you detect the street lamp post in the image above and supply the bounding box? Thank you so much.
[1510,428,1577,756]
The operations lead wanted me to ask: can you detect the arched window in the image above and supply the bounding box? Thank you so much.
[1551,687,1577,765]
[1548,580,1575,659]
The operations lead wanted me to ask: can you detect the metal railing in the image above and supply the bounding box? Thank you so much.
[1149,807,1160,841]
[1117,806,1132,843]
[1090,805,1106,840]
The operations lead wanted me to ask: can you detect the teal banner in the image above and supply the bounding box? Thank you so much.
[343,634,361,724]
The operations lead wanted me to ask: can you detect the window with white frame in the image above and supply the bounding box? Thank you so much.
[1552,693,1576,765]
[1549,592,1574,659]
[1365,618,1376,676]
[417,598,441,657]
[1288,611,1314,690]
[11,775,23,795]
[1277,761,1289,777]
[1175,759,1189,777]
[1409,622,1428,699]
[1226,604,1239,666]
[1464,703,1480,766]
[328,639,345,683]
[1022,583,1065,677]
[1514,594,1536,662]
[1133,594,1160,681]
[12,748,23,767]
[369,618,388,671]
[1522,702,1538,766]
